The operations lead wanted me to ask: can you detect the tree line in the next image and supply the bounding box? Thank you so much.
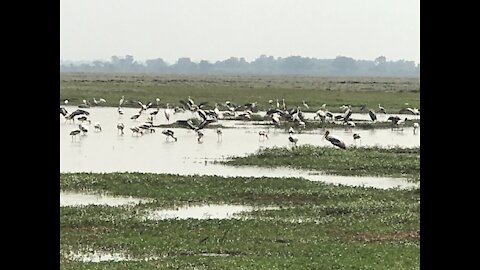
[60,55,419,77]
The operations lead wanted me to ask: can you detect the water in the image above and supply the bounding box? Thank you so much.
[60,106,419,189]
[144,204,279,220]
[60,191,152,206]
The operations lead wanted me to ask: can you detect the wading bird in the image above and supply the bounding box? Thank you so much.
[117,122,125,135]
[258,130,269,140]
[378,104,386,114]
[162,129,177,141]
[197,130,204,143]
[288,134,299,146]
[368,109,377,122]
[119,96,125,107]
[216,128,222,141]
[130,126,143,136]
[324,130,346,149]
[94,122,102,132]
[69,129,81,140]
[353,133,361,145]
[302,100,309,109]
[130,113,141,121]
[413,122,419,134]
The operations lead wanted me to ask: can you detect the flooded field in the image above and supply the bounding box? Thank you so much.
[60,106,419,189]
[60,191,151,206]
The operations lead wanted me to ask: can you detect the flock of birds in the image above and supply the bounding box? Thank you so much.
[60,96,420,150]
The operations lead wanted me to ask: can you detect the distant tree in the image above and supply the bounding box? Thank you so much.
[332,56,358,73]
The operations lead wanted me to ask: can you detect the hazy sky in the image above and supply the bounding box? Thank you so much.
[60,0,419,64]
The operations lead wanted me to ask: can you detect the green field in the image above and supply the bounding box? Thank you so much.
[60,73,420,113]
[60,173,419,269]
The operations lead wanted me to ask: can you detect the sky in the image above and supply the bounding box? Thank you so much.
[60,0,419,64]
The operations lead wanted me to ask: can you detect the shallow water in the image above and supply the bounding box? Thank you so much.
[60,191,151,206]
[60,106,419,189]
[145,204,279,220]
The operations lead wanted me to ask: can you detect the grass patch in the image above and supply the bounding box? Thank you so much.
[60,173,419,269]
[222,145,420,181]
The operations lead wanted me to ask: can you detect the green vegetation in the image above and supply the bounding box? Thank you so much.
[61,173,419,269]
[60,73,419,113]
[223,145,420,181]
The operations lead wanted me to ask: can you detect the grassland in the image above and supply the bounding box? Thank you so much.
[222,145,420,181]
[60,173,419,269]
[60,73,420,113]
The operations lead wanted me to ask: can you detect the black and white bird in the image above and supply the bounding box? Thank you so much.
[60,107,68,117]
[258,130,269,140]
[119,96,125,107]
[368,109,377,122]
[117,122,125,135]
[130,126,143,136]
[94,122,102,132]
[302,100,309,109]
[69,129,81,140]
[118,107,124,116]
[378,104,386,114]
[324,130,346,149]
[197,130,204,143]
[79,124,89,135]
[353,133,361,145]
[216,128,222,141]
[162,129,177,141]
[413,122,419,134]
[130,113,141,121]
[288,127,295,134]
[314,110,326,122]
[176,119,216,132]
[288,134,299,146]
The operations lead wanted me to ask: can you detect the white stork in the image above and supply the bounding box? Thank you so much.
[258,130,269,140]
[353,133,361,145]
[117,122,125,135]
[162,129,177,141]
[413,122,419,134]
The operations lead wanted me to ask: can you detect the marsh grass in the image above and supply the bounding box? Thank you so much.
[223,145,420,180]
[60,173,419,269]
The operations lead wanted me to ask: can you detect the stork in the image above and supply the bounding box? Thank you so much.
[378,104,386,114]
[64,99,69,105]
[117,122,125,135]
[197,130,204,143]
[413,122,419,134]
[119,96,125,107]
[60,107,68,117]
[288,134,298,147]
[79,124,89,135]
[288,127,295,134]
[393,118,408,131]
[353,133,361,145]
[118,107,124,116]
[69,129,81,140]
[314,110,326,123]
[131,113,141,121]
[324,130,346,149]
[216,128,222,142]
[368,109,377,122]
[302,100,309,109]
[162,129,177,141]
[298,121,306,129]
[258,131,269,141]
[276,99,280,109]
[94,122,102,132]
[130,126,143,136]
[164,103,172,122]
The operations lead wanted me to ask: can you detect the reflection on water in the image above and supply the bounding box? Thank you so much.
[60,106,419,190]
[60,191,151,206]
[145,204,279,220]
